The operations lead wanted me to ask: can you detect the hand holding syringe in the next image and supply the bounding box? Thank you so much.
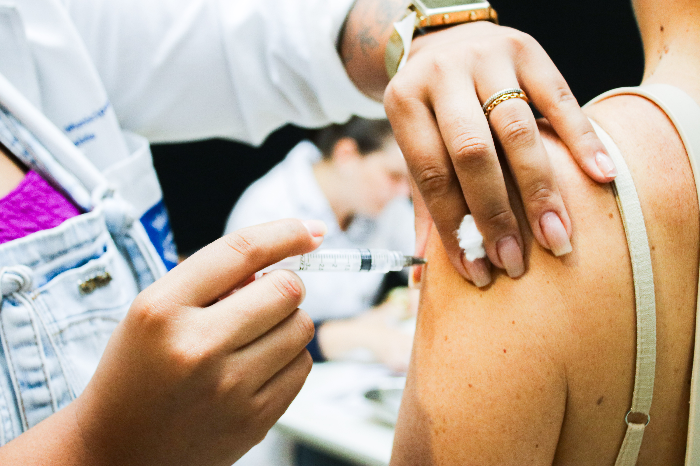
[255,249,425,278]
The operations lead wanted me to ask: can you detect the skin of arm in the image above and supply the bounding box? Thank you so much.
[390,148,615,463]
[390,94,699,464]
[0,404,93,465]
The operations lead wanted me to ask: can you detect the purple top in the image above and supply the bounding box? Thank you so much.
[0,170,81,244]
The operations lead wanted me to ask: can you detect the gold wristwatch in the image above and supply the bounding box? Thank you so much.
[385,0,498,79]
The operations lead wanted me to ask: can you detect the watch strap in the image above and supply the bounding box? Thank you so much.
[385,11,418,79]
[384,3,498,80]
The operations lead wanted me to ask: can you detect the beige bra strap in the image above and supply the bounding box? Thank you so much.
[590,84,700,465]
[589,119,657,466]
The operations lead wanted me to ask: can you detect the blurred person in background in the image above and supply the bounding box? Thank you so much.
[226,117,416,373]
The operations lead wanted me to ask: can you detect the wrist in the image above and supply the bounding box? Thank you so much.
[385,1,498,80]
[340,0,498,100]
[0,400,104,466]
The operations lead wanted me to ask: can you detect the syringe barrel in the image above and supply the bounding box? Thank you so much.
[363,249,405,273]
[258,249,406,274]
[298,249,404,273]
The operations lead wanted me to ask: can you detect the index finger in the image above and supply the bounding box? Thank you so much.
[150,218,326,308]
[385,87,471,280]
[429,74,528,281]
[516,37,617,182]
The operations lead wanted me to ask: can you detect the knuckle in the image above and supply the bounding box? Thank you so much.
[384,78,412,107]
[224,360,249,394]
[288,352,314,389]
[550,84,578,107]
[450,133,492,169]
[222,231,261,259]
[498,114,536,149]
[248,393,269,418]
[384,78,423,118]
[268,270,304,305]
[485,208,516,231]
[128,291,159,320]
[413,164,453,197]
[525,183,557,207]
[428,51,455,77]
[291,310,315,345]
[579,127,600,145]
[128,289,175,330]
[169,337,217,376]
[504,29,535,54]
[464,38,495,63]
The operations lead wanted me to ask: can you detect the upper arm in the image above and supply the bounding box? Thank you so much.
[390,126,636,465]
[390,230,570,465]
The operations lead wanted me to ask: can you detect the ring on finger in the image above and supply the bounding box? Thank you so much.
[482,88,529,120]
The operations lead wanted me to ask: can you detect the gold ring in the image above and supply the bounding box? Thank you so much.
[482,88,529,120]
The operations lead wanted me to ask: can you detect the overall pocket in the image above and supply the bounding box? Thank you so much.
[0,226,140,440]
[30,228,139,399]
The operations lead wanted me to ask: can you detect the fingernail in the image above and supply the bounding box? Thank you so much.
[462,255,491,288]
[540,212,572,257]
[595,152,618,178]
[497,236,525,278]
[302,220,327,237]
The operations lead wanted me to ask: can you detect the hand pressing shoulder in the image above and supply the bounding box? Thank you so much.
[390,95,698,466]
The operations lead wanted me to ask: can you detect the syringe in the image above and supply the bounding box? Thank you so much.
[256,249,426,276]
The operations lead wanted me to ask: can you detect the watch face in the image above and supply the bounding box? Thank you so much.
[413,0,489,15]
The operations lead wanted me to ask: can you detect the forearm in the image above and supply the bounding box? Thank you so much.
[340,0,409,101]
[0,402,98,466]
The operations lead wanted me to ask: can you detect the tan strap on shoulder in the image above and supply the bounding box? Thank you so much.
[588,119,657,466]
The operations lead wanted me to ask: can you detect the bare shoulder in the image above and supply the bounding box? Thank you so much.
[582,94,698,464]
[391,95,698,465]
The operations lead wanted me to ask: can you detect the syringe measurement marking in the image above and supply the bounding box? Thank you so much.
[259,249,424,275]
[305,252,355,271]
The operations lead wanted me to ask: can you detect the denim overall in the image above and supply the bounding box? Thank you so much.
[0,76,166,444]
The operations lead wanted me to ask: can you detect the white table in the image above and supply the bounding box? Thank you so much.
[274,362,403,466]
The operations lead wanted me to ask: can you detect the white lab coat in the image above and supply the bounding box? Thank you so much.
[0,0,384,265]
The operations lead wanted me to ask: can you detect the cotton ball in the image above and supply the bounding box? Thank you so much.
[457,215,486,261]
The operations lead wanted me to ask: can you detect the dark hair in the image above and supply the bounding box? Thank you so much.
[311,116,394,159]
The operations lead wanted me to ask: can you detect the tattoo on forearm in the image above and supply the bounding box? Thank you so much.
[358,25,380,57]
[341,0,409,99]
[343,0,407,62]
